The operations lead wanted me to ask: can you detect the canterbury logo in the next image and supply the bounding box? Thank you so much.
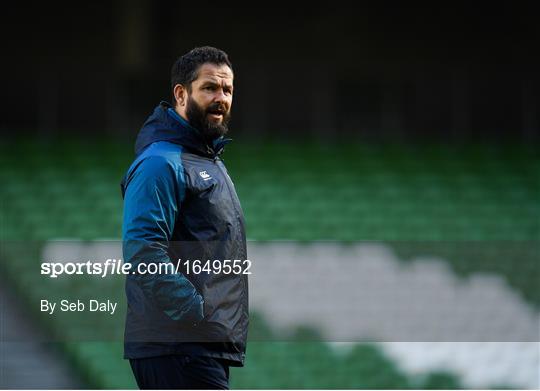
[199,171,212,181]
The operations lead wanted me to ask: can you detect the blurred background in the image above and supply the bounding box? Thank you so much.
[1,2,539,389]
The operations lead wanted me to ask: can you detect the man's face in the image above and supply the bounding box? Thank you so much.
[183,63,234,141]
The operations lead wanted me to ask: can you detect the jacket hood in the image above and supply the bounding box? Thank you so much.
[134,101,231,158]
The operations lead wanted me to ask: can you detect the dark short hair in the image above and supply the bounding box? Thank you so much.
[170,46,233,94]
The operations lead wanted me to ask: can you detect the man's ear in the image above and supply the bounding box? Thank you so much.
[173,84,187,106]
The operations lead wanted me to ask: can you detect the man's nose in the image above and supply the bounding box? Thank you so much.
[213,89,228,103]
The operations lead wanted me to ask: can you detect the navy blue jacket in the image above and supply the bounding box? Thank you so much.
[121,102,248,365]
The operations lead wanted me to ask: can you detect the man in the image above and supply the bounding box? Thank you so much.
[121,46,248,389]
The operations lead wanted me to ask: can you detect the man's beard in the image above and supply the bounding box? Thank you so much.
[185,95,231,142]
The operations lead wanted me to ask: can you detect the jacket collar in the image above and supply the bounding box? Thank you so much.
[134,101,232,158]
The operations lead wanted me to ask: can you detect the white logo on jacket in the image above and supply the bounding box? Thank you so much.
[199,171,212,181]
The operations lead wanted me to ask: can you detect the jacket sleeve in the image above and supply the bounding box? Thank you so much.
[122,155,204,323]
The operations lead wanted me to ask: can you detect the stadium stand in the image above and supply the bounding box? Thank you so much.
[0,139,538,389]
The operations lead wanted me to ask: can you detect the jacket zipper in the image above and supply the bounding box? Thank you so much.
[213,156,242,220]
[213,155,249,334]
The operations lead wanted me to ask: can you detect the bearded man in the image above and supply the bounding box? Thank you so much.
[121,46,248,389]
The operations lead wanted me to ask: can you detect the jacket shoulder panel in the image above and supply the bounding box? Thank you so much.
[124,141,186,198]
